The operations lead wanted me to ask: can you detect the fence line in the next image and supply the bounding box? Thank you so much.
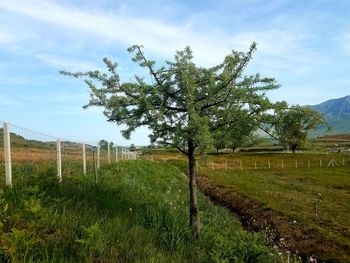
[1,121,138,187]
[148,155,349,171]
[198,158,348,171]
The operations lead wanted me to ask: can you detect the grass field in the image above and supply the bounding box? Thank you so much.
[0,160,287,262]
[158,152,350,262]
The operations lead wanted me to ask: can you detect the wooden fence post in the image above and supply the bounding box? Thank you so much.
[281,160,284,169]
[56,139,62,182]
[115,146,118,162]
[3,122,12,187]
[268,160,271,169]
[254,161,257,169]
[240,160,243,171]
[319,159,322,168]
[295,160,298,168]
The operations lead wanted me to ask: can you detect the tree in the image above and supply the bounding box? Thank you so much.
[99,140,114,150]
[213,112,257,153]
[226,125,257,153]
[61,43,279,237]
[212,129,227,153]
[270,105,325,153]
[99,140,108,150]
[129,143,136,152]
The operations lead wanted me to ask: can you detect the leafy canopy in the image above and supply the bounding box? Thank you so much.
[272,105,325,151]
[61,44,279,154]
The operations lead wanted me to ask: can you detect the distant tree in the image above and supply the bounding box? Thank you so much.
[212,112,257,153]
[61,43,279,237]
[226,130,256,153]
[129,143,136,151]
[270,105,325,153]
[212,129,227,153]
[99,140,114,150]
[99,140,108,150]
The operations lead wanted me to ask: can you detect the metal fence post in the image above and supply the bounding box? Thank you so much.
[3,122,12,187]
[56,139,62,182]
[83,143,86,175]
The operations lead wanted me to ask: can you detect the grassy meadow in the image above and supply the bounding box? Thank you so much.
[160,152,350,262]
[0,160,285,262]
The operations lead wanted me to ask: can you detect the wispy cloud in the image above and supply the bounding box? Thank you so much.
[0,29,16,44]
[1,0,349,143]
[34,53,101,71]
[0,0,315,69]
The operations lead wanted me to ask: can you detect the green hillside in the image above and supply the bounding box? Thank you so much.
[310,95,350,135]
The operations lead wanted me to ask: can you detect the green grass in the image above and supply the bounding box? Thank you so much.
[0,160,282,262]
[167,152,350,257]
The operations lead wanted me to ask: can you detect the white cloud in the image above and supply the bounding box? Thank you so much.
[0,0,316,69]
[34,53,101,71]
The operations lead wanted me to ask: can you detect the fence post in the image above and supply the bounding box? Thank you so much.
[115,146,118,162]
[281,160,284,169]
[239,160,243,171]
[3,122,12,187]
[56,139,62,182]
[319,159,322,168]
[268,160,271,169]
[254,161,257,169]
[308,160,310,169]
[82,144,86,175]
[97,144,100,169]
[295,160,298,168]
[107,143,111,164]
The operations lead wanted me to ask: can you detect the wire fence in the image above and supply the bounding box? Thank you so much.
[0,121,138,187]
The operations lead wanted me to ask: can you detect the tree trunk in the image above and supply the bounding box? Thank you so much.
[232,147,235,153]
[291,144,297,154]
[216,147,219,153]
[188,139,200,238]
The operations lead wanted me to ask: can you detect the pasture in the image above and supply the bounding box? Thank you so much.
[150,151,350,262]
[0,160,283,262]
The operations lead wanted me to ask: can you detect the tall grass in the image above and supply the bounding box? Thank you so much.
[0,160,281,262]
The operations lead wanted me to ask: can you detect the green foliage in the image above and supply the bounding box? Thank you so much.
[99,139,113,150]
[61,43,280,237]
[0,161,280,262]
[271,105,325,152]
[61,44,279,156]
[212,114,257,152]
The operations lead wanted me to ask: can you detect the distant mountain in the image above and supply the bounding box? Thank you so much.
[310,95,350,136]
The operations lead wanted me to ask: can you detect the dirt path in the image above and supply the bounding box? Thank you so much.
[197,176,349,263]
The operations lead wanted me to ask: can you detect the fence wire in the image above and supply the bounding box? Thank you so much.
[1,121,137,187]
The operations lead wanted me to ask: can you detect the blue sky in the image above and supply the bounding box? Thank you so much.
[0,0,349,145]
